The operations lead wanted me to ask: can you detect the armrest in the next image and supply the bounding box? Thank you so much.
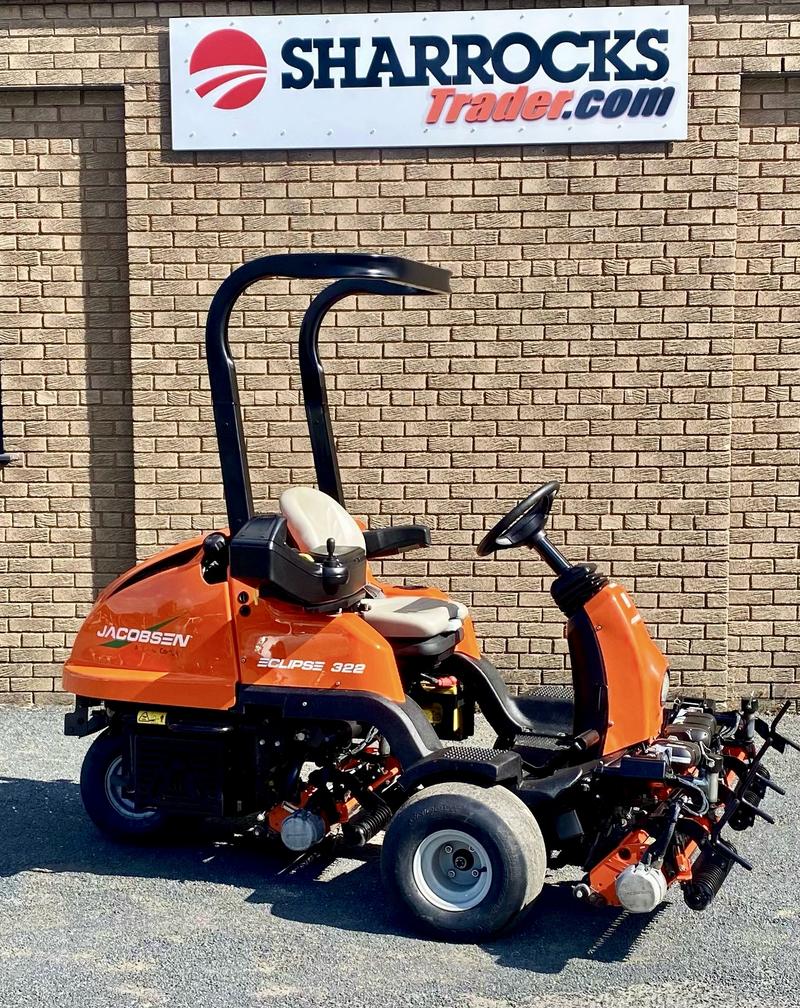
[363,524,431,559]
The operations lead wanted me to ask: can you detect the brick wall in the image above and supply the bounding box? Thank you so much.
[732,75,800,704]
[0,1,797,706]
[0,87,134,701]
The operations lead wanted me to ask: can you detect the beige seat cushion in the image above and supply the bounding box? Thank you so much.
[280,486,366,554]
[360,595,465,639]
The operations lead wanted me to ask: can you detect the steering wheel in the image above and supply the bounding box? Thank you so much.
[476,482,560,557]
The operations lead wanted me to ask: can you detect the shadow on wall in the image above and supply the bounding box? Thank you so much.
[0,88,137,597]
[75,91,137,593]
[0,771,662,973]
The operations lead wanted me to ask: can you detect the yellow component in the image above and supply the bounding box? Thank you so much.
[419,683,461,732]
[136,710,167,726]
[424,702,444,725]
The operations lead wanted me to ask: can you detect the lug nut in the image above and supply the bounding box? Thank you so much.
[448,869,456,878]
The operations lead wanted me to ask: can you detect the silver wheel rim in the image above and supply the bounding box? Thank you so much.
[411,829,493,912]
[104,755,158,821]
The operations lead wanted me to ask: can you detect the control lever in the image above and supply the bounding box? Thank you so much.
[201,532,229,585]
[320,537,349,594]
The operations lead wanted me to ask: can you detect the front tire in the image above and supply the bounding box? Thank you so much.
[381,782,546,940]
[80,730,168,841]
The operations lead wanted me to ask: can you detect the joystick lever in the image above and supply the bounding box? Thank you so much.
[321,537,349,594]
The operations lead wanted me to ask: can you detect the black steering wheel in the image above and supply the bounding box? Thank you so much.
[476,482,560,557]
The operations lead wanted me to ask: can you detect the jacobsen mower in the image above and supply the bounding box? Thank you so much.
[63,254,796,939]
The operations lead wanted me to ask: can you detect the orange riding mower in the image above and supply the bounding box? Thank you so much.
[63,254,796,939]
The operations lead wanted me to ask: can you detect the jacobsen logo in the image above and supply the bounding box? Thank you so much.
[189,28,268,109]
[97,618,192,650]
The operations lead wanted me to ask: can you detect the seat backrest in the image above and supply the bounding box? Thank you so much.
[279,486,366,554]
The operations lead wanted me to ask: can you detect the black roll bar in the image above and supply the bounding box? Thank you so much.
[204,253,451,536]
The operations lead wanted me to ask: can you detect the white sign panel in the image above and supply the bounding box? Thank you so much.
[169,7,689,151]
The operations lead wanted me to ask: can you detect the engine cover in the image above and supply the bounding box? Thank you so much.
[664,706,717,747]
[648,738,701,771]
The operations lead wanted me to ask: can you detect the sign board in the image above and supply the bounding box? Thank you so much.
[169,6,689,151]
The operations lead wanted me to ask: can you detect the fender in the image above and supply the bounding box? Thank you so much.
[398,745,522,792]
[438,652,577,742]
[237,685,440,770]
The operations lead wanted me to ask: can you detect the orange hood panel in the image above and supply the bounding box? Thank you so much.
[63,537,238,709]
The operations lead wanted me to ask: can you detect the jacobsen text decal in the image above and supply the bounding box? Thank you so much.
[169,7,688,151]
[98,619,192,650]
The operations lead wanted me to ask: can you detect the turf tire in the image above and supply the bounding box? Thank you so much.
[381,781,546,940]
[80,730,168,842]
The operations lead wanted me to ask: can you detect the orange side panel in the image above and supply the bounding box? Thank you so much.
[232,580,406,704]
[585,583,667,754]
[64,531,477,711]
[63,537,238,709]
[588,828,654,906]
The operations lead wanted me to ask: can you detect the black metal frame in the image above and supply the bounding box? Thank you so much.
[237,684,440,770]
[204,253,451,536]
[710,699,798,871]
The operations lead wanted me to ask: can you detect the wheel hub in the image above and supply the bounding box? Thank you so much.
[104,755,158,821]
[453,849,474,871]
[411,829,493,912]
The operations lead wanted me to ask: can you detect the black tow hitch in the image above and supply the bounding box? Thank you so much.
[64,697,108,738]
[684,699,797,911]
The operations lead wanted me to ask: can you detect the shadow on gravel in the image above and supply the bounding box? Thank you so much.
[0,774,662,973]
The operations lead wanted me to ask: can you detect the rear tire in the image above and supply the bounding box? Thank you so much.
[381,782,546,940]
[80,730,168,842]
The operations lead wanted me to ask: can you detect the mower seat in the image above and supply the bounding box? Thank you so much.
[280,486,366,554]
[359,593,465,662]
[280,486,468,656]
[359,595,465,639]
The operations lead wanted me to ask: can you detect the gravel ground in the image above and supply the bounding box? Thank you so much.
[1,705,798,1008]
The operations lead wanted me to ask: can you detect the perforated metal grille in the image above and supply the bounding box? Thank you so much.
[525,685,574,701]
[439,746,509,761]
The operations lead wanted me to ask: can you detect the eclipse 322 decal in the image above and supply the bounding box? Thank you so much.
[257,655,367,674]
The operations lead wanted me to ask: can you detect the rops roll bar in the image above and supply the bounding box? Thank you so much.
[205,253,451,536]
